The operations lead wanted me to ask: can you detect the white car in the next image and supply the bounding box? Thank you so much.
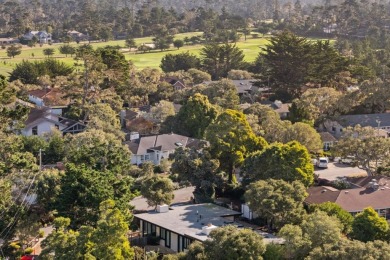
[316,157,329,168]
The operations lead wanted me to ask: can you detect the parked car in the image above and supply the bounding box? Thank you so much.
[316,157,329,168]
[340,156,355,164]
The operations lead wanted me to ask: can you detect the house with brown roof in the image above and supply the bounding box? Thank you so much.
[305,181,390,219]
[22,108,86,136]
[319,132,337,151]
[28,88,70,114]
[125,133,205,165]
[161,77,187,91]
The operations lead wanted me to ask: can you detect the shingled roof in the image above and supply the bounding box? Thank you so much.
[338,113,390,128]
[305,185,390,212]
[125,133,205,155]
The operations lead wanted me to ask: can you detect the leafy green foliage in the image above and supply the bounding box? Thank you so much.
[351,207,389,242]
[259,31,348,100]
[9,59,73,84]
[309,202,354,234]
[64,129,131,174]
[171,147,223,202]
[278,211,343,259]
[205,109,267,183]
[40,200,134,260]
[203,226,266,260]
[201,43,246,80]
[160,52,201,72]
[6,44,22,58]
[43,48,55,57]
[52,163,134,226]
[140,175,175,209]
[333,125,390,175]
[59,44,76,57]
[173,39,184,49]
[245,179,308,229]
[174,93,218,138]
[243,141,314,187]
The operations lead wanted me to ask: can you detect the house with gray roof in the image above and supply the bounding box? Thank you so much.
[22,31,52,44]
[134,203,283,253]
[22,108,85,136]
[125,133,205,165]
[321,113,390,138]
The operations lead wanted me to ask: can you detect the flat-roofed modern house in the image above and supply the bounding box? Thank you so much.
[134,204,242,252]
[134,203,283,253]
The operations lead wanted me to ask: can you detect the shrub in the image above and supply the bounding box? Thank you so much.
[24,248,34,254]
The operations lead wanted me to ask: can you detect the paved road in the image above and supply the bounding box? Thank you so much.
[131,186,195,211]
[315,162,367,181]
[32,226,54,255]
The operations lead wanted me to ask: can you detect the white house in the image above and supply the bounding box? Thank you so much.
[23,31,52,44]
[28,88,70,115]
[22,108,86,136]
[125,133,204,165]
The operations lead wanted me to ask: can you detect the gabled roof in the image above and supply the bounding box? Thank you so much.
[305,186,341,205]
[25,107,52,126]
[338,113,390,128]
[319,132,337,142]
[126,133,203,155]
[305,185,390,212]
[28,88,70,106]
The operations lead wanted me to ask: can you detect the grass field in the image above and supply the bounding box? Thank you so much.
[0,32,272,76]
[4,31,339,77]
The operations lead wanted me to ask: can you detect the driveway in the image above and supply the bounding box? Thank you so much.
[315,162,367,181]
[131,186,195,211]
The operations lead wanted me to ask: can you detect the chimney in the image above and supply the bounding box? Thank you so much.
[130,132,140,141]
[156,204,169,213]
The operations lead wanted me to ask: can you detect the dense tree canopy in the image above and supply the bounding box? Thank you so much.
[140,175,175,210]
[201,43,245,80]
[64,129,131,175]
[245,179,308,229]
[243,141,315,187]
[9,59,73,84]
[309,202,354,234]
[206,109,267,183]
[51,163,134,226]
[174,93,218,138]
[160,52,201,73]
[333,125,390,175]
[171,147,223,202]
[351,207,389,242]
[40,200,134,260]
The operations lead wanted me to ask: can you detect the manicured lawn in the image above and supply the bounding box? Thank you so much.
[0,32,269,76]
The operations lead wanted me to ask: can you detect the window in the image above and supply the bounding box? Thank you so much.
[183,237,192,250]
[165,230,171,248]
[32,126,38,135]
[160,227,166,240]
[145,154,150,161]
[331,126,336,132]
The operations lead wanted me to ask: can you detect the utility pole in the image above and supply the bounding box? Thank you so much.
[39,148,42,171]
